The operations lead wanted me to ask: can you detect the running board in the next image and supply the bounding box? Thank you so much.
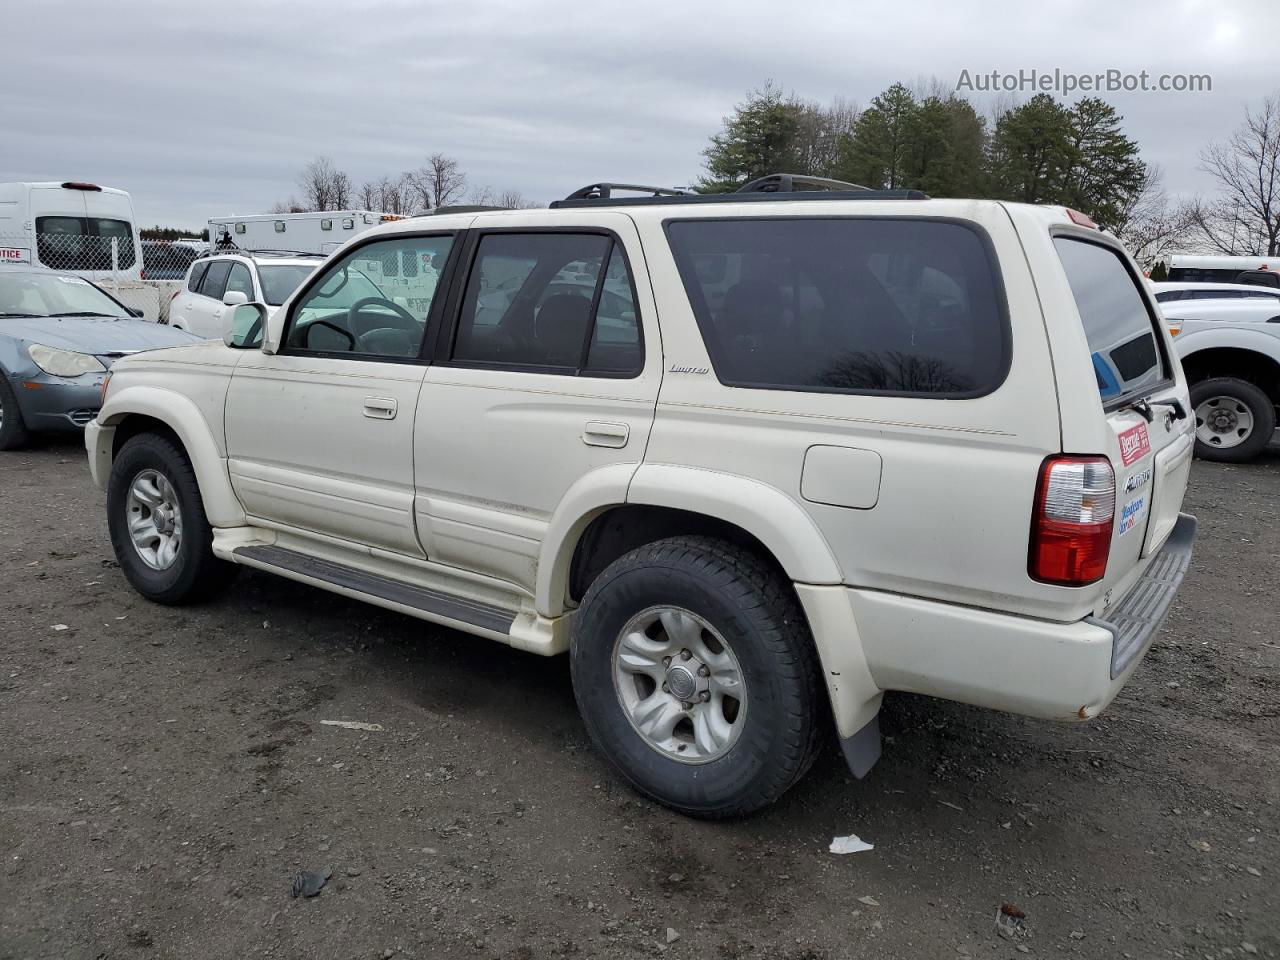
[233,544,517,636]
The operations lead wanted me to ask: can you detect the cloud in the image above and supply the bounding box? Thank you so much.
[1,0,1274,226]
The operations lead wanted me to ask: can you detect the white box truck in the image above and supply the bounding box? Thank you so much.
[207,211,404,256]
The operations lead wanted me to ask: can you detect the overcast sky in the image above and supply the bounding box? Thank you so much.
[2,0,1274,228]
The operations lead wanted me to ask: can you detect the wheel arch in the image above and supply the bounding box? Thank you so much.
[1178,334,1280,403]
[98,386,245,527]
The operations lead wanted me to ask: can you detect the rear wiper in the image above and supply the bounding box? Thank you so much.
[1121,398,1155,423]
[1120,396,1188,424]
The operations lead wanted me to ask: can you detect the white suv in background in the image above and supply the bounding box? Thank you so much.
[168,251,322,337]
[86,180,1198,818]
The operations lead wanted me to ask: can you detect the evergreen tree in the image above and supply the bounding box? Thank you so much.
[838,83,918,189]
[700,83,804,192]
[1062,98,1147,230]
[989,94,1074,204]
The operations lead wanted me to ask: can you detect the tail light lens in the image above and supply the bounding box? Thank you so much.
[1030,456,1115,586]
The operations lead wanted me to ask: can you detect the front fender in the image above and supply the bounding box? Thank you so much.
[1176,325,1280,364]
[96,384,245,527]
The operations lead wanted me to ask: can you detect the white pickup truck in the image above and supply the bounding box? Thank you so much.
[86,181,1198,817]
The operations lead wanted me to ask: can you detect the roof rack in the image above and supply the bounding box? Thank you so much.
[561,183,695,201]
[201,248,327,259]
[736,173,871,193]
[431,204,516,215]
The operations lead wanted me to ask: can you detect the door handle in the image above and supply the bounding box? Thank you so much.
[582,420,629,448]
[363,397,398,420]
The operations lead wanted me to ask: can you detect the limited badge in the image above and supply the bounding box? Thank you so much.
[1118,423,1151,466]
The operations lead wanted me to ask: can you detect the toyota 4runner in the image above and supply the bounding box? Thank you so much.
[86,179,1198,818]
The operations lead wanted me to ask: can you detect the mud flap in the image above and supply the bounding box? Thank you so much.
[838,712,882,779]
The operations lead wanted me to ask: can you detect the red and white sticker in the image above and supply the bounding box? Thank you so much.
[0,247,31,264]
[1118,423,1151,466]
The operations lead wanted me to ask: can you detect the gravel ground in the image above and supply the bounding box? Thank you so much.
[1,438,1277,960]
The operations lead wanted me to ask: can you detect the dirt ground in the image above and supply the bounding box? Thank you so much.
[1,438,1277,960]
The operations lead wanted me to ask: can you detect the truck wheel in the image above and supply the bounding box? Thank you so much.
[570,536,824,818]
[1190,377,1276,463]
[107,432,235,604]
[0,376,31,451]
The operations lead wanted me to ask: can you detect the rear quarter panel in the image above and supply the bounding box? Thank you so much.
[634,200,1072,619]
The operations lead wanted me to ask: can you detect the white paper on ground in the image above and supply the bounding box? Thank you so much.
[319,720,385,732]
[829,834,874,854]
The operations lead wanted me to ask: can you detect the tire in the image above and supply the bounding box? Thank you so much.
[1190,377,1276,463]
[570,535,825,818]
[107,432,235,604]
[0,375,32,451]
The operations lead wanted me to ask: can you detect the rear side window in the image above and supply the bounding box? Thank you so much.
[1054,238,1165,402]
[665,218,1008,396]
[450,233,642,376]
[187,261,209,292]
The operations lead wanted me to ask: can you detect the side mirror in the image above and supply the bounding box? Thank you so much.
[223,290,249,307]
[224,302,268,349]
[128,307,145,318]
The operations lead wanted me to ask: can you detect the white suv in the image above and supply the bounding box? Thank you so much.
[168,250,322,337]
[85,182,1198,817]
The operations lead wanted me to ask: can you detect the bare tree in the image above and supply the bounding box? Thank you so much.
[1114,165,1197,269]
[1193,94,1280,256]
[408,153,468,211]
[469,185,539,209]
[296,156,352,212]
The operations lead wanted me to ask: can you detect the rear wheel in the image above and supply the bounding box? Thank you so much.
[0,375,31,451]
[570,536,824,818]
[107,432,235,603]
[1190,377,1276,463]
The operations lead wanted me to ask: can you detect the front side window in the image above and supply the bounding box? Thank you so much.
[1054,237,1166,402]
[199,260,232,299]
[225,262,255,299]
[450,232,641,375]
[666,218,1007,396]
[285,235,454,358]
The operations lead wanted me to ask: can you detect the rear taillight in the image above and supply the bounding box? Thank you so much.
[1029,456,1115,586]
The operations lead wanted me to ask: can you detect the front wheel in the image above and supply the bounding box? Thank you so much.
[1190,377,1276,463]
[107,433,235,603]
[570,536,825,818]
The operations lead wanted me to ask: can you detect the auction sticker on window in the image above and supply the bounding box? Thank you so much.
[0,247,31,264]
[1118,494,1147,536]
[1118,423,1151,465]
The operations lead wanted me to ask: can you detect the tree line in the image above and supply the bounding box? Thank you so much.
[702,82,1280,263]
[273,153,535,216]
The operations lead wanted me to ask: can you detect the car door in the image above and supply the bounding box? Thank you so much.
[224,232,459,557]
[413,214,660,594]
[188,259,231,337]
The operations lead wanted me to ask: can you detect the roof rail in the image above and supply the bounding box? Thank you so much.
[736,173,871,193]
[200,247,326,259]
[561,182,695,201]
[550,188,929,209]
[431,204,517,215]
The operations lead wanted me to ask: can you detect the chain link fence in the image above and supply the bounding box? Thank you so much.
[1,233,209,322]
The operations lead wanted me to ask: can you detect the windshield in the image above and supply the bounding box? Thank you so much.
[0,272,130,318]
[258,264,316,306]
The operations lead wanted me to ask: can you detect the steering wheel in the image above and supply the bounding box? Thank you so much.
[347,297,418,338]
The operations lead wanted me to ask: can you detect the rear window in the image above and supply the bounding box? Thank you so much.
[35,216,137,270]
[665,218,1008,396]
[1054,237,1165,402]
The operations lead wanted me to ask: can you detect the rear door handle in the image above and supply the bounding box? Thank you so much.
[363,397,398,420]
[583,420,629,448]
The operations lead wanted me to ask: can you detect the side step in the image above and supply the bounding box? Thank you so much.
[233,544,517,636]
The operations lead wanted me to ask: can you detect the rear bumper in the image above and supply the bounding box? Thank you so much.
[850,513,1197,721]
